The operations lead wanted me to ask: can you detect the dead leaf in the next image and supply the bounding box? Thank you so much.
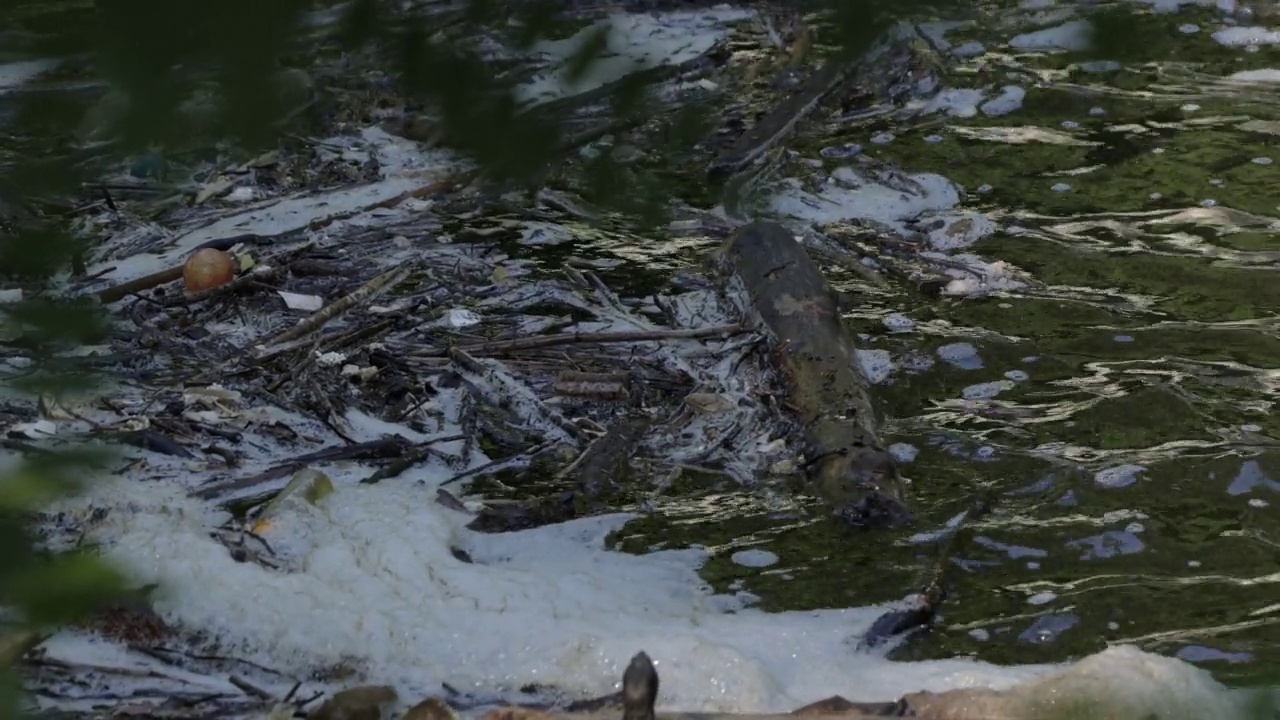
[194,177,236,204]
[251,467,334,533]
[308,685,398,720]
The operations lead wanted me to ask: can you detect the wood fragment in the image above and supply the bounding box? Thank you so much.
[96,265,184,304]
[718,222,907,527]
[411,324,744,358]
[553,370,629,399]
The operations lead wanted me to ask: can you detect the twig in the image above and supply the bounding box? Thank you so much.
[360,434,467,485]
[254,263,416,354]
[96,265,184,304]
[441,440,559,487]
[228,675,276,701]
[194,437,412,501]
[413,324,744,358]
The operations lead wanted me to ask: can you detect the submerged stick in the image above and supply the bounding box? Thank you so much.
[718,222,908,527]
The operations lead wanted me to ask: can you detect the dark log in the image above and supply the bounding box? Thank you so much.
[718,222,908,527]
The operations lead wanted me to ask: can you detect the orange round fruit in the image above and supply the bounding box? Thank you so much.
[183,248,235,292]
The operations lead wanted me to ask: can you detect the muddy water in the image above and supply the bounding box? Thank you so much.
[610,4,1280,688]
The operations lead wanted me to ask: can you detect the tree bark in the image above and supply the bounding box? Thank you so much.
[718,221,909,527]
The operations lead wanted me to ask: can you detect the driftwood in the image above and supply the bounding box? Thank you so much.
[718,222,907,527]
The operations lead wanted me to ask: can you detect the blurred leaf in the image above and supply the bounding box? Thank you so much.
[5,551,126,626]
[564,25,611,85]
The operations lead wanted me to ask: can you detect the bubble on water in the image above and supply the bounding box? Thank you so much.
[969,628,990,641]
[870,132,895,145]
[1179,23,1200,33]
[974,446,996,460]
[980,85,1026,116]
[1209,178,1225,186]
[1027,561,1041,570]
[1022,355,1038,363]
[977,183,993,193]
[1108,621,1120,631]
[1152,147,1165,154]
[1028,592,1057,606]
[819,143,861,159]
[1242,423,1262,432]
[1200,198,1218,207]
[889,443,919,463]
[937,342,983,369]
[1019,613,1076,644]
[1114,334,1134,342]
[1187,560,1201,568]
[1060,120,1079,129]
[1004,369,1029,381]
[1051,182,1071,192]
[882,313,914,333]
[1181,103,1201,112]
[1095,464,1146,489]
[923,134,943,143]
[1149,192,1163,200]
[963,381,1015,400]
[1226,459,1280,495]
[1125,522,1145,533]
[730,549,779,568]
[1069,530,1145,559]
[1089,106,1106,116]
[1249,498,1269,508]
[1252,156,1272,165]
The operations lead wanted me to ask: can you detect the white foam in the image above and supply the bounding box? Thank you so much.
[83,128,466,285]
[1213,26,1280,47]
[516,9,753,108]
[1009,20,1093,51]
[905,644,1267,719]
[925,88,985,118]
[51,471,1057,713]
[1095,464,1146,488]
[1229,68,1280,82]
[768,172,960,229]
[856,349,895,385]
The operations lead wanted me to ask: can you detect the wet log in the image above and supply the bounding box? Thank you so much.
[717,222,908,527]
